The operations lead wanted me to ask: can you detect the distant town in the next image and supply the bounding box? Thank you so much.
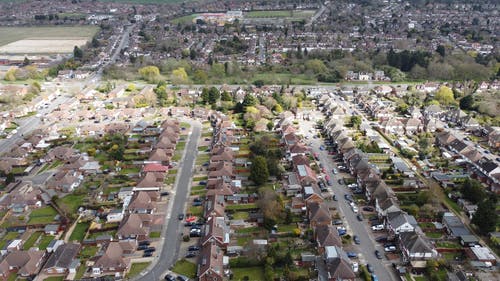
[0,1,498,281]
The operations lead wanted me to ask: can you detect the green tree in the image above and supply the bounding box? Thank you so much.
[435,86,455,105]
[200,87,209,104]
[460,178,486,204]
[208,87,220,105]
[305,59,327,74]
[350,115,362,129]
[242,94,258,107]
[250,156,269,186]
[4,68,17,81]
[73,46,83,59]
[267,121,274,131]
[436,45,446,57]
[459,95,474,110]
[171,67,189,84]
[138,66,160,82]
[193,69,208,84]
[221,91,232,101]
[472,199,497,235]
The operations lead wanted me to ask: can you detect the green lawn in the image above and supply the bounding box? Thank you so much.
[171,259,197,279]
[0,232,19,249]
[436,241,462,249]
[231,267,265,281]
[232,212,250,220]
[226,203,258,211]
[6,273,17,281]
[69,222,89,242]
[425,232,443,239]
[37,235,54,250]
[171,14,199,24]
[246,10,315,19]
[23,232,42,250]
[188,206,203,217]
[79,246,99,259]
[57,194,86,214]
[150,231,161,238]
[191,185,205,191]
[193,176,208,181]
[43,276,64,281]
[28,206,58,224]
[235,226,265,234]
[413,276,426,281]
[127,262,151,278]
[176,141,186,150]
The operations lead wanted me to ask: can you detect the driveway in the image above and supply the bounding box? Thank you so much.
[138,121,201,281]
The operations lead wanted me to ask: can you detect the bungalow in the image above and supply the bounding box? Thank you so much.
[43,243,80,275]
[398,231,437,262]
[442,212,470,237]
[386,211,418,235]
[0,250,45,280]
[92,242,129,277]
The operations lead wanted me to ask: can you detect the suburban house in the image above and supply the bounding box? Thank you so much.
[116,213,152,241]
[42,243,80,276]
[398,231,437,262]
[307,202,331,227]
[315,225,342,253]
[201,216,230,249]
[386,211,418,235]
[92,242,129,277]
[197,243,225,281]
[0,250,46,280]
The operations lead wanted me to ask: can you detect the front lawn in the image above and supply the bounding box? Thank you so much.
[127,262,151,278]
[231,267,265,281]
[69,222,89,242]
[171,259,197,279]
[188,206,203,217]
[150,231,161,238]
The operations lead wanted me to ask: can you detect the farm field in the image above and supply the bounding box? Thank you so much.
[246,10,315,19]
[0,26,99,52]
[98,0,195,4]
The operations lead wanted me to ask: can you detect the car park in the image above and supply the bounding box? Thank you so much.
[375,250,382,259]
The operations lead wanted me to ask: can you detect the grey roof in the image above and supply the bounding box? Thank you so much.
[44,243,80,270]
[443,213,470,237]
[388,211,417,229]
[399,231,433,254]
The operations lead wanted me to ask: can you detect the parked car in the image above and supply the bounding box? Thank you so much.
[319,145,325,150]
[353,235,360,244]
[188,245,200,251]
[143,252,153,257]
[178,213,185,220]
[332,195,337,201]
[138,240,150,246]
[185,252,196,258]
[371,274,379,281]
[332,168,338,174]
[344,194,353,202]
[192,201,202,206]
[366,264,374,273]
[137,245,148,251]
[363,206,374,212]
[164,274,175,281]
[144,247,156,253]
[346,252,358,258]
[384,246,397,252]
[352,262,359,273]
[375,250,382,259]
[199,181,207,185]
[332,219,343,225]
[176,276,189,281]
[356,214,363,221]
[372,224,384,231]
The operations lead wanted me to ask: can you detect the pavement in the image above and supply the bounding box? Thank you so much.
[138,121,201,281]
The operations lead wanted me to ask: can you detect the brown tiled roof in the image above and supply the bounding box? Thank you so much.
[315,225,342,248]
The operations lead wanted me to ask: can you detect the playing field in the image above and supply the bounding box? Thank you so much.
[0,26,99,47]
[246,10,316,19]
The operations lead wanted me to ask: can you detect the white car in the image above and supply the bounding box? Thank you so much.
[384,246,397,252]
[347,183,359,188]
[372,224,384,231]
[352,206,359,213]
[352,262,359,273]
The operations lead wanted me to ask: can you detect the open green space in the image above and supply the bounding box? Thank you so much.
[246,10,315,19]
[127,262,151,278]
[23,232,42,250]
[231,267,265,281]
[69,222,90,242]
[43,276,64,281]
[0,26,99,46]
[150,231,161,238]
[57,194,86,214]
[99,0,194,4]
[171,259,197,279]
[170,14,199,24]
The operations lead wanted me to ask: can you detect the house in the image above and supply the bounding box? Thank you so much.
[376,197,400,218]
[296,164,317,186]
[487,128,500,148]
[404,118,422,135]
[380,118,404,136]
[46,240,64,253]
[197,243,225,281]
[44,224,60,235]
[315,225,342,253]
[307,202,331,227]
[326,257,356,281]
[116,213,151,241]
[398,231,437,262]
[127,191,157,214]
[466,246,496,265]
[0,250,45,280]
[136,172,164,190]
[442,212,470,237]
[303,185,324,204]
[0,183,42,211]
[386,211,418,235]
[43,243,80,275]
[201,216,230,248]
[47,170,83,192]
[92,242,129,276]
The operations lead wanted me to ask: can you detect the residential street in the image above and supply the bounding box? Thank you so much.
[139,121,201,281]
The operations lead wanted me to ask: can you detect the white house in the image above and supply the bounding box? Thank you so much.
[387,211,418,234]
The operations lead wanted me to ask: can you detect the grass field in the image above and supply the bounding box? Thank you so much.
[246,10,315,19]
[98,0,195,4]
[0,26,99,47]
[171,259,197,278]
[23,232,42,250]
[69,222,89,242]
[28,206,57,224]
[231,267,265,281]
[171,14,199,24]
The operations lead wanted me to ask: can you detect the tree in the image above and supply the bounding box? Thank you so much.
[250,156,269,186]
[460,178,486,204]
[23,56,31,66]
[273,104,283,113]
[435,86,455,105]
[242,94,258,107]
[193,69,208,84]
[436,45,446,57]
[200,88,209,104]
[138,66,160,82]
[171,67,188,84]
[208,87,220,105]
[4,68,17,81]
[221,91,232,101]
[459,95,474,110]
[5,173,15,184]
[267,121,274,131]
[350,115,362,129]
[472,199,497,235]
[73,46,83,59]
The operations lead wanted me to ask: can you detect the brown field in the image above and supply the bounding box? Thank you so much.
[0,38,89,54]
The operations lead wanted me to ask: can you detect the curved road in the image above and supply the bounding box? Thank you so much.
[139,121,201,281]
